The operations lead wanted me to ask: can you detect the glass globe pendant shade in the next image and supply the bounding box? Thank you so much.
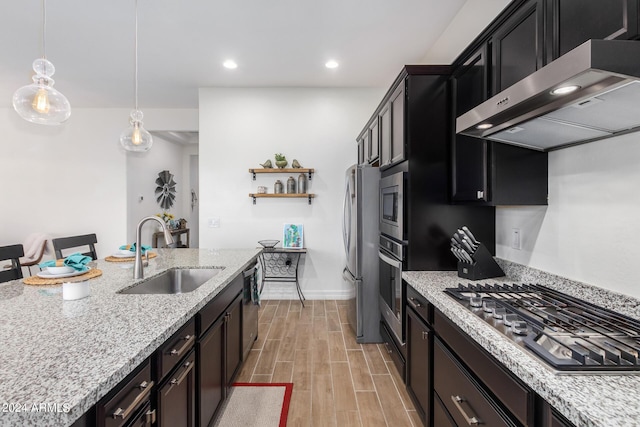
[120,110,153,152]
[12,58,71,125]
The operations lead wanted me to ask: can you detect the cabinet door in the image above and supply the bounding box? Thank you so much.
[225,296,243,386]
[492,0,545,93]
[453,46,489,117]
[390,84,405,166]
[198,317,224,427]
[158,350,196,427]
[452,136,489,202]
[369,119,379,164]
[406,307,432,425]
[379,104,391,167]
[547,0,639,60]
[357,138,365,165]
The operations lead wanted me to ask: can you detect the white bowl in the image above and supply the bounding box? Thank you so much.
[46,266,75,275]
[116,249,134,256]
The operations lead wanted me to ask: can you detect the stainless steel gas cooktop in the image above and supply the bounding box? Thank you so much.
[445,283,640,374]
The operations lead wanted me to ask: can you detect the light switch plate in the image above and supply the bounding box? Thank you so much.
[208,217,220,228]
[511,228,521,250]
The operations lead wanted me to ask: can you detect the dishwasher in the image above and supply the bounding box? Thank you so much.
[242,261,259,360]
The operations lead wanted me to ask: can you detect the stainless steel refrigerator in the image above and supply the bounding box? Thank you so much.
[342,164,382,343]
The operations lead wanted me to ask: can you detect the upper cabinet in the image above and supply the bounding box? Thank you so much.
[491,0,545,93]
[546,0,640,61]
[357,66,446,171]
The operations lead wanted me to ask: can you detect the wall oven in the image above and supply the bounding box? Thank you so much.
[378,234,405,345]
[379,171,405,242]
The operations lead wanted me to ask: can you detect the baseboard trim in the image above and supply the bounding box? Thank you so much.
[260,288,354,300]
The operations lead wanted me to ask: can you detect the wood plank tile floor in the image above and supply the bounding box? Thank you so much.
[235,300,421,427]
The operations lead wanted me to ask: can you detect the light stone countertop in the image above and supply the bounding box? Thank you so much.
[0,248,261,427]
[403,260,640,427]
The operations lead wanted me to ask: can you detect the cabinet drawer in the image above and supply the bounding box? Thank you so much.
[434,339,516,427]
[434,393,456,427]
[434,310,533,425]
[157,319,195,381]
[98,361,153,427]
[406,285,431,325]
[380,321,405,380]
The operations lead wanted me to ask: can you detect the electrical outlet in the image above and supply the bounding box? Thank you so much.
[208,217,220,228]
[511,228,521,250]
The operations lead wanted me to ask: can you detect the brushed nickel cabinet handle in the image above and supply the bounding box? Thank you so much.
[166,359,195,394]
[169,334,194,357]
[408,297,423,309]
[145,409,156,424]
[451,395,482,425]
[112,380,154,419]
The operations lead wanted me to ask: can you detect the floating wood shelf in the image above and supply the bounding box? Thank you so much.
[249,193,315,204]
[249,168,314,180]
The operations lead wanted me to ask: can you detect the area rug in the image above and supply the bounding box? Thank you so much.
[214,383,293,427]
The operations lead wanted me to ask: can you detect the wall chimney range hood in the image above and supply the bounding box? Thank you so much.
[456,40,640,151]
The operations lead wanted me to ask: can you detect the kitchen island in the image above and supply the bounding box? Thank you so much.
[0,248,261,427]
[404,262,640,427]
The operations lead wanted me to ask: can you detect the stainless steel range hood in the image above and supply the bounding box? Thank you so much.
[456,40,640,151]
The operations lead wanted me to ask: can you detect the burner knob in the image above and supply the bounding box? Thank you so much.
[469,296,483,308]
[503,313,518,326]
[492,307,506,319]
[482,301,496,313]
[510,321,528,335]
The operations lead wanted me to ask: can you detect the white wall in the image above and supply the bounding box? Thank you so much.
[420,0,511,64]
[198,87,383,299]
[0,107,197,262]
[496,132,640,298]
[126,138,198,247]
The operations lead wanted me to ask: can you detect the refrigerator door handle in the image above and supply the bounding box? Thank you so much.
[342,267,353,282]
[342,174,352,258]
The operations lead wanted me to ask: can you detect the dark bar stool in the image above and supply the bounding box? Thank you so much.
[0,244,24,283]
[52,234,98,260]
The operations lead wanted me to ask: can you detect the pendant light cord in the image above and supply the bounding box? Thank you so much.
[42,0,47,59]
[134,0,139,111]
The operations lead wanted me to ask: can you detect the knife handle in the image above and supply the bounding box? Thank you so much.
[462,226,480,245]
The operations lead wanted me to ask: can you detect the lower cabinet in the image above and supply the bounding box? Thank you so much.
[406,288,432,426]
[96,361,155,427]
[198,292,243,427]
[78,263,254,427]
[157,349,196,427]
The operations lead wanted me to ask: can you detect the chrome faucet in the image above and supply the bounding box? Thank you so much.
[133,216,175,279]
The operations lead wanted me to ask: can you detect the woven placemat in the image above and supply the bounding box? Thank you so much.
[105,252,157,262]
[23,269,103,286]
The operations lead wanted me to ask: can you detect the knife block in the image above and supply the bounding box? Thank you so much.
[457,243,505,281]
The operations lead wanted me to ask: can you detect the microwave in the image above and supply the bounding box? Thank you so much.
[379,171,405,242]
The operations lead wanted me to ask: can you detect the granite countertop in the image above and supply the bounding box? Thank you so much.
[403,261,640,427]
[0,248,261,427]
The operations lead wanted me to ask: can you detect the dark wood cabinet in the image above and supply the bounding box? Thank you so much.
[406,306,432,426]
[157,349,196,427]
[453,46,489,117]
[97,361,155,427]
[369,119,379,164]
[379,84,405,169]
[492,0,545,93]
[198,314,224,427]
[452,140,548,205]
[225,296,243,385]
[379,103,391,167]
[546,0,640,61]
[357,138,364,164]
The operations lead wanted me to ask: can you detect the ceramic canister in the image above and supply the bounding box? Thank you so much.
[287,176,296,194]
[298,173,307,193]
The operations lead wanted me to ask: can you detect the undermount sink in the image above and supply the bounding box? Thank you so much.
[118,267,225,295]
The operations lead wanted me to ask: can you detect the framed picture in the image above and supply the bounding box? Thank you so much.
[283,223,304,249]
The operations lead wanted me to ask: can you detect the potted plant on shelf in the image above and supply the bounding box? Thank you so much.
[275,153,288,168]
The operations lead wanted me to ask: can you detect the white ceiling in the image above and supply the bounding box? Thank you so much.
[0,0,472,109]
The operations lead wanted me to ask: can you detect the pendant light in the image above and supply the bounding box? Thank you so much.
[12,0,71,125]
[120,0,153,152]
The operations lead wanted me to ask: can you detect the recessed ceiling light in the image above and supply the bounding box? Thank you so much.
[325,60,339,69]
[551,85,580,95]
[476,123,493,130]
[223,60,238,69]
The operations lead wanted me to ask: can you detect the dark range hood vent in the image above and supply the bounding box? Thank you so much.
[456,40,640,151]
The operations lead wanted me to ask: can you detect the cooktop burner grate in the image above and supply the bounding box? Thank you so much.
[445,283,640,373]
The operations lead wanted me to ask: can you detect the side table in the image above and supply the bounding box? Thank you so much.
[153,228,190,248]
[258,248,307,306]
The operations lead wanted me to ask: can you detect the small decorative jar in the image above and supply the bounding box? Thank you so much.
[298,173,307,194]
[274,180,284,194]
[287,176,296,194]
